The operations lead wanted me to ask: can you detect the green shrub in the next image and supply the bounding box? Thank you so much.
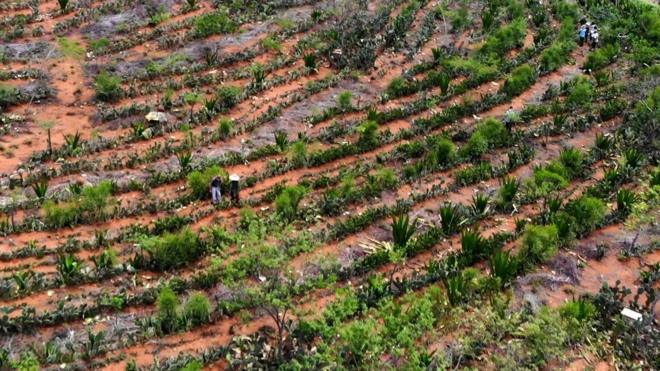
[551,211,575,244]
[518,308,568,368]
[479,18,527,58]
[187,166,227,199]
[89,38,110,52]
[94,71,122,102]
[337,91,353,111]
[0,84,19,110]
[275,186,307,222]
[216,85,242,110]
[261,36,282,52]
[460,229,488,263]
[193,11,237,38]
[356,120,379,148]
[501,64,536,96]
[558,147,585,179]
[565,77,594,108]
[460,132,488,160]
[475,118,509,147]
[157,286,179,332]
[564,196,607,235]
[532,163,569,192]
[179,360,203,371]
[43,200,78,228]
[520,224,559,265]
[616,188,637,214]
[497,176,520,211]
[140,228,204,271]
[584,43,619,70]
[539,41,573,73]
[183,292,211,327]
[432,137,456,166]
[217,117,233,139]
[560,299,596,343]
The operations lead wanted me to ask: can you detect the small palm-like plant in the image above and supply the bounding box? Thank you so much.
[94,229,109,248]
[337,91,353,111]
[489,250,519,285]
[559,147,585,178]
[356,120,379,148]
[176,151,193,174]
[185,0,198,10]
[431,48,443,63]
[57,0,69,12]
[274,131,289,152]
[616,188,637,214]
[438,72,450,95]
[497,177,520,211]
[64,131,82,155]
[391,214,418,248]
[217,117,233,139]
[620,148,644,170]
[545,196,563,214]
[470,193,490,217]
[13,270,33,293]
[32,180,49,201]
[251,63,266,89]
[461,229,487,263]
[439,203,466,235]
[444,274,467,306]
[183,92,201,122]
[83,329,105,360]
[69,182,83,197]
[57,253,83,284]
[303,54,317,71]
[91,249,117,276]
[593,133,614,158]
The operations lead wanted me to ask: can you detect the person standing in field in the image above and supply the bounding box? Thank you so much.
[210,176,221,204]
[229,174,240,204]
[504,106,516,134]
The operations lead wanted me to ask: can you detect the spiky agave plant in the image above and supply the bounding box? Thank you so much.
[57,0,69,12]
[32,180,49,201]
[176,151,193,174]
[460,229,487,263]
[439,203,466,235]
[56,253,83,284]
[616,188,637,214]
[497,176,520,211]
[470,193,490,217]
[489,250,519,285]
[391,214,418,248]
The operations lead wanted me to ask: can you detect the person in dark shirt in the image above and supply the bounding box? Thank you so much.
[210,176,221,204]
[229,174,240,204]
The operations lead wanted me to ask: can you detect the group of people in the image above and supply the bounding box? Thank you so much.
[210,174,240,205]
[578,20,600,49]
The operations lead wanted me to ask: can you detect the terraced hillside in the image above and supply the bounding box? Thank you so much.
[0,0,658,370]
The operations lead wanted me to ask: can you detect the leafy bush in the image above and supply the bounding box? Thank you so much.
[187,166,227,199]
[183,292,212,327]
[193,11,237,38]
[325,8,381,70]
[216,86,242,110]
[532,162,569,193]
[0,84,19,110]
[475,118,509,147]
[94,72,123,102]
[337,91,353,111]
[432,137,456,166]
[520,224,559,265]
[559,298,596,342]
[356,120,379,148]
[540,41,574,73]
[479,18,527,58]
[140,228,204,271]
[584,43,619,70]
[158,286,179,333]
[565,77,594,108]
[563,196,607,236]
[558,147,585,179]
[501,64,536,97]
[217,117,233,139]
[275,186,307,222]
[460,132,488,160]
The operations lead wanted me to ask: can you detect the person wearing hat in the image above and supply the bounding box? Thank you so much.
[229,174,240,204]
[210,176,221,204]
[590,25,599,49]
